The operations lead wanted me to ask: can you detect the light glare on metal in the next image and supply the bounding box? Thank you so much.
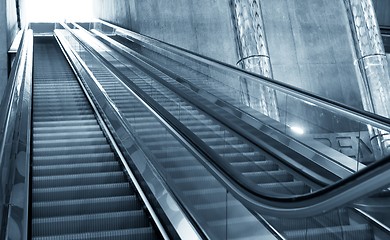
[291,126,305,135]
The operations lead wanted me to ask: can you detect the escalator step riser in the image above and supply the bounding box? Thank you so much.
[174,176,221,190]
[33,131,104,141]
[152,149,191,158]
[244,170,294,184]
[33,106,92,113]
[33,162,120,176]
[266,209,350,231]
[33,97,87,104]
[182,187,231,207]
[33,125,101,134]
[145,141,182,150]
[33,137,107,148]
[33,109,94,117]
[32,210,149,237]
[33,152,116,166]
[34,84,80,89]
[33,119,98,128]
[159,158,199,168]
[194,202,246,221]
[222,151,262,159]
[31,226,157,240]
[32,183,133,202]
[284,224,372,240]
[32,172,126,188]
[33,101,88,109]
[259,181,311,195]
[201,137,241,145]
[166,166,209,178]
[231,161,279,172]
[33,196,140,218]
[138,133,180,143]
[33,92,85,97]
[33,145,112,157]
[211,146,255,155]
[33,114,96,122]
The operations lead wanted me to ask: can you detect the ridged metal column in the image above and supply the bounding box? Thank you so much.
[230,0,280,121]
[344,0,390,158]
[344,0,390,116]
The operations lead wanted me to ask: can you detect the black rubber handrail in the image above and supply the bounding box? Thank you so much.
[66,23,390,218]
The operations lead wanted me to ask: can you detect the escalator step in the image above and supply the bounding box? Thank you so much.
[33,119,98,128]
[33,104,91,112]
[33,97,87,104]
[186,124,223,132]
[266,209,350,231]
[33,195,140,218]
[182,187,227,205]
[33,144,112,157]
[33,152,116,166]
[223,152,265,162]
[158,156,199,168]
[210,144,252,154]
[194,201,246,222]
[202,136,241,145]
[32,227,157,240]
[32,210,150,236]
[33,137,107,148]
[33,109,93,117]
[152,148,191,158]
[33,114,96,122]
[259,181,311,195]
[32,183,133,202]
[230,160,279,172]
[33,161,120,176]
[165,165,209,178]
[33,124,101,134]
[145,140,181,150]
[32,171,126,188]
[284,224,372,240]
[243,170,294,184]
[174,176,221,190]
[33,130,104,141]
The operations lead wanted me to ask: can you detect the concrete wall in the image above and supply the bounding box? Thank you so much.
[261,0,364,108]
[94,0,238,65]
[373,0,390,26]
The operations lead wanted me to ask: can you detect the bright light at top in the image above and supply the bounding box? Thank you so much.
[290,125,305,135]
[27,0,93,22]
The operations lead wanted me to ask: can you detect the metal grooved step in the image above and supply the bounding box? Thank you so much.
[31,37,159,239]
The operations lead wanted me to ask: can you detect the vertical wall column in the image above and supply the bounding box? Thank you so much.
[344,0,390,158]
[344,0,390,117]
[230,0,279,121]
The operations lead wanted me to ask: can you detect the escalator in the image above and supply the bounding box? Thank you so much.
[31,37,162,239]
[2,24,390,240]
[56,24,390,239]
